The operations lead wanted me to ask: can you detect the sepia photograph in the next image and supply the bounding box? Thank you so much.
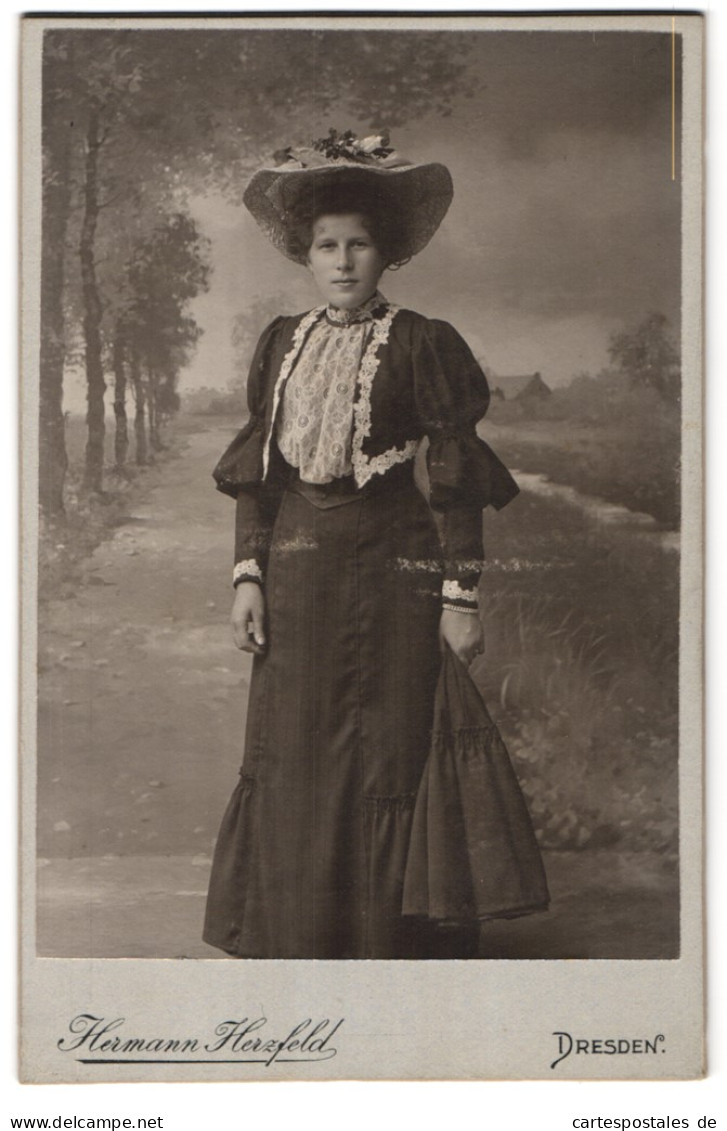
[20,11,704,1081]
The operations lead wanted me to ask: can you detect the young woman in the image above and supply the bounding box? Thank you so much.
[203,132,547,959]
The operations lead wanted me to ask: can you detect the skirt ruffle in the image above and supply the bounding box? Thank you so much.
[402,649,550,923]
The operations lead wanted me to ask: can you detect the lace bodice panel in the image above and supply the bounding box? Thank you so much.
[276,297,382,484]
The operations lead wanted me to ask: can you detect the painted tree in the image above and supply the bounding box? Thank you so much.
[40,26,474,507]
[40,34,157,500]
[608,313,681,400]
[39,37,75,515]
[120,213,211,460]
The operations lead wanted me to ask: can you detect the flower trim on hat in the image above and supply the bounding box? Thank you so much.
[312,129,395,162]
[273,130,406,171]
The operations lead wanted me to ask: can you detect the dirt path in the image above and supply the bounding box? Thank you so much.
[38,417,251,863]
[36,416,678,960]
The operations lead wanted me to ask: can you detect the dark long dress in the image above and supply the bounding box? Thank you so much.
[203,302,536,959]
[203,464,479,957]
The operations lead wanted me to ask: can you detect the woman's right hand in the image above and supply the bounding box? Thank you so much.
[231,582,266,654]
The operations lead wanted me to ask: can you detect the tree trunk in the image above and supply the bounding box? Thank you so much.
[112,328,129,468]
[39,106,72,516]
[130,350,147,465]
[80,105,106,492]
[148,368,163,452]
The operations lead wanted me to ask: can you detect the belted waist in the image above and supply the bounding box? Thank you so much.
[287,462,415,510]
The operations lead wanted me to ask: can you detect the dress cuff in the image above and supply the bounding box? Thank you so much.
[233,559,264,588]
[442,579,479,610]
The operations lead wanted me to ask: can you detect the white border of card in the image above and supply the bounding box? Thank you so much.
[20,11,704,1082]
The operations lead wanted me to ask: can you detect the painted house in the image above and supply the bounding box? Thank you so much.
[490,372,552,401]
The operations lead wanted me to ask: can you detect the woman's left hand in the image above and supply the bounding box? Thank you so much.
[439,608,484,666]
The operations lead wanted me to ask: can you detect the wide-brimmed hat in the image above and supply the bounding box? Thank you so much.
[243,130,453,265]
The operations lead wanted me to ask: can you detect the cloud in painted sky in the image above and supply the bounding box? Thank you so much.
[182,29,681,394]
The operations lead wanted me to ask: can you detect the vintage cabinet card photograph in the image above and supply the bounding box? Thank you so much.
[20,11,704,1082]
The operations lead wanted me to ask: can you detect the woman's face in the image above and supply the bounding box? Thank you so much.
[307,213,385,310]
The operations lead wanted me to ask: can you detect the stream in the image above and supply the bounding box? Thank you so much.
[512,470,681,554]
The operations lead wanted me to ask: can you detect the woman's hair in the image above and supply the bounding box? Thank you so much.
[283,175,410,267]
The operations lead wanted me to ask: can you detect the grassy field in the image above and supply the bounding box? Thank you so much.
[474,485,678,854]
[484,380,681,528]
[476,383,679,854]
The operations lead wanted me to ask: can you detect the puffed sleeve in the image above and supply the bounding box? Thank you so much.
[413,318,519,609]
[211,316,287,589]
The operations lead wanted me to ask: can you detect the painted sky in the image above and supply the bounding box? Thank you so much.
[68,28,682,408]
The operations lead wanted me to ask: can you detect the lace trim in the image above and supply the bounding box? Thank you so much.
[326,289,387,326]
[350,304,419,486]
[393,557,443,573]
[442,579,478,603]
[355,438,419,484]
[233,559,264,585]
[446,559,486,574]
[263,306,324,478]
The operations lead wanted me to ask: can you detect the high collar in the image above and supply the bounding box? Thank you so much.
[325,290,388,326]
